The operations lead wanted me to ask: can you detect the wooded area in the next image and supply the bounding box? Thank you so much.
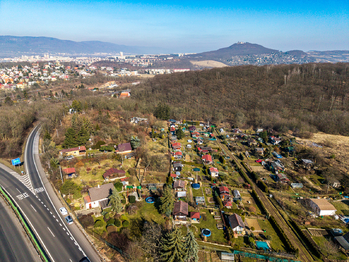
[133,63,349,135]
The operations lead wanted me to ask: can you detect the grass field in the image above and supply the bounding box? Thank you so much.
[191,209,228,244]
[257,219,286,252]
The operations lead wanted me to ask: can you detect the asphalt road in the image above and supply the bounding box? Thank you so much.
[0,195,40,262]
[0,124,101,262]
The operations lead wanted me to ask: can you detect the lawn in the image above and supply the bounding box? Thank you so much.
[257,219,286,252]
[332,200,349,215]
[129,201,165,225]
[312,236,347,260]
[191,209,228,244]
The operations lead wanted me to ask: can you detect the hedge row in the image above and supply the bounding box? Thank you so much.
[240,162,270,193]
[289,220,322,258]
[257,180,269,193]
[251,189,269,216]
[237,167,253,186]
[269,216,297,253]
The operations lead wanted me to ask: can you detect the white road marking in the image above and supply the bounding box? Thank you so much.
[31,127,87,257]
[56,219,59,222]
[50,212,52,214]
[47,227,55,237]
[16,188,21,193]
[66,232,69,235]
[44,205,46,207]
[30,204,37,212]
[59,223,62,226]
[16,192,29,200]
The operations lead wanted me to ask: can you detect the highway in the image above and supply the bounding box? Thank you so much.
[0,194,40,262]
[0,124,101,262]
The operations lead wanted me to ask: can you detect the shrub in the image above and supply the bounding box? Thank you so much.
[248,206,256,213]
[92,140,105,149]
[120,214,128,221]
[122,220,130,227]
[114,219,121,227]
[114,182,123,192]
[79,215,94,227]
[129,195,136,203]
[107,219,115,226]
[94,220,104,228]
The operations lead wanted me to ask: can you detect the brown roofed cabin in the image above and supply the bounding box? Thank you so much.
[173,201,188,220]
[60,146,86,157]
[116,143,132,154]
[103,168,126,181]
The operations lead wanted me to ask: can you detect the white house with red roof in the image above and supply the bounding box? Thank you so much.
[202,155,213,164]
[209,167,219,177]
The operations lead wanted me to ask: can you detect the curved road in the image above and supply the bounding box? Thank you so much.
[0,125,101,262]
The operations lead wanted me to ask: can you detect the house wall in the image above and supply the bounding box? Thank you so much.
[117,150,132,155]
[86,197,108,209]
[232,225,244,233]
[319,210,336,216]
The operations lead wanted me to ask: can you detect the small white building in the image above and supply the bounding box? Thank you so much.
[309,198,337,216]
[84,183,114,210]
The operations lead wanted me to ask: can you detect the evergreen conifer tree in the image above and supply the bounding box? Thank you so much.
[184,230,199,262]
[176,128,185,139]
[77,126,89,145]
[159,186,174,216]
[130,136,141,150]
[109,188,123,214]
[62,128,78,148]
[160,227,185,262]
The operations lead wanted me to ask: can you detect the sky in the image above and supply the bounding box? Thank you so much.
[0,0,348,53]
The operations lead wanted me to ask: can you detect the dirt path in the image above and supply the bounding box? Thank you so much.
[303,176,322,191]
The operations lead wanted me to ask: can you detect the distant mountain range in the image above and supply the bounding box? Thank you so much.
[188,42,349,66]
[0,36,166,56]
[0,36,348,65]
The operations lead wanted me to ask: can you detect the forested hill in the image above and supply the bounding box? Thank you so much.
[133,63,349,135]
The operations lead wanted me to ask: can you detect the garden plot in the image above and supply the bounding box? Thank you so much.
[245,218,262,232]
[308,228,329,237]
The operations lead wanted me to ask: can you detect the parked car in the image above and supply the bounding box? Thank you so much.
[65,215,73,225]
[59,207,68,216]
[65,155,74,160]
[256,159,262,163]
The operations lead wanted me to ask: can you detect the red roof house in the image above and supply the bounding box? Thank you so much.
[202,154,213,164]
[63,167,76,178]
[209,167,219,177]
[103,168,126,181]
[190,212,200,222]
[172,142,181,150]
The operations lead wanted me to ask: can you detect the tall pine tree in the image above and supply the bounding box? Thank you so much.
[160,227,185,262]
[159,186,174,216]
[62,128,78,148]
[176,128,185,139]
[184,230,199,262]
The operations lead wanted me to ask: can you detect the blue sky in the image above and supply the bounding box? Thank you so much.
[0,0,348,52]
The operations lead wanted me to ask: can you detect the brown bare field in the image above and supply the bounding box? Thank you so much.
[297,132,349,173]
[245,218,262,231]
[250,165,269,174]
[190,60,228,68]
